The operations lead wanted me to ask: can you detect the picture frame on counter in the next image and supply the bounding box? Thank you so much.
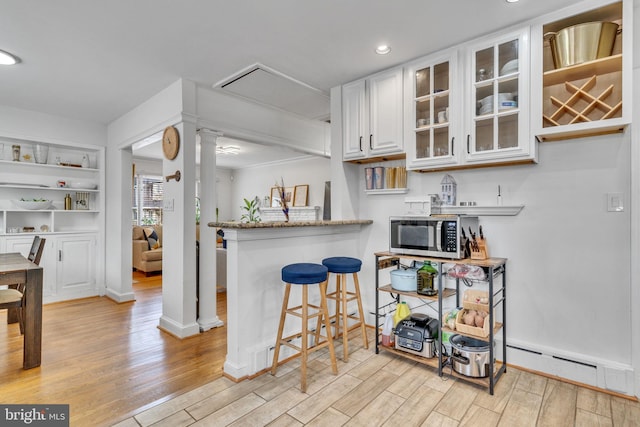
[270,187,281,207]
[293,185,309,207]
[270,186,294,207]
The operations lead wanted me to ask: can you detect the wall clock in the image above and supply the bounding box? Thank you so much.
[162,125,180,160]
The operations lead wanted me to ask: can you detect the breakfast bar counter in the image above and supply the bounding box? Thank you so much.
[208,220,372,379]
[210,219,373,229]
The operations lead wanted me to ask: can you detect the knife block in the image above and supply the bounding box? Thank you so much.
[470,238,489,260]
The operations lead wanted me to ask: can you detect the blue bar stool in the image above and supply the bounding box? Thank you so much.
[271,263,338,392]
[322,256,369,362]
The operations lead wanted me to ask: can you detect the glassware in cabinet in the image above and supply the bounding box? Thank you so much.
[405,51,458,170]
[466,28,533,165]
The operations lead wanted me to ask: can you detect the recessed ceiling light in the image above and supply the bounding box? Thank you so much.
[216,145,240,155]
[0,49,20,65]
[506,0,519,3]
[375,45,391,55]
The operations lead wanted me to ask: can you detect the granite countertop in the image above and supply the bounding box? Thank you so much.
[208,220,373,229]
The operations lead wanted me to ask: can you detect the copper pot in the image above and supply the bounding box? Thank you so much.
[547,21,619,69]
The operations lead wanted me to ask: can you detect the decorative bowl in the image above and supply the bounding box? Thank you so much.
[500,59,519,75]
[480,93,514,107]
[67,181,97,189]
[11,199,53,210]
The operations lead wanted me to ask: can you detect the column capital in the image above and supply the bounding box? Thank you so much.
[198,128,223,144]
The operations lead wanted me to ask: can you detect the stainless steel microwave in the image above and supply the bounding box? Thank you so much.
[389,215,479,259]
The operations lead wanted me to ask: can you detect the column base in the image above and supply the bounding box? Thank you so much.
[198,316,224,332]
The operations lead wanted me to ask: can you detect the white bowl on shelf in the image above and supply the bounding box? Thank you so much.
[500,59,519,75]
[11,199,53,210]
[478,105,493,115]
[67,181,97,189]
[479,93,514,107]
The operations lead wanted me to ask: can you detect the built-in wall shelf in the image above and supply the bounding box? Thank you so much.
[433,205,524,216]
[365,188,409,195]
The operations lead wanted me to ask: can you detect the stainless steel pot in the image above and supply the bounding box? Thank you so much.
[546,21,619,69]
[450,334,493,378]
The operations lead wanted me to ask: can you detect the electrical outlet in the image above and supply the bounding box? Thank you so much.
[607,193,623,212]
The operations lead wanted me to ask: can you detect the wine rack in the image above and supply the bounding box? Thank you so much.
[543,75,622,126]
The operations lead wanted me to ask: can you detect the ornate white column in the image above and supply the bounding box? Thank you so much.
[197,129,224,330]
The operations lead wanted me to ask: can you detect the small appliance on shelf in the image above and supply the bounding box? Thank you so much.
[394,313,439,358]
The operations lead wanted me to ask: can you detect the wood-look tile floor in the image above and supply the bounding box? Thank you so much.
[113,328,640,427]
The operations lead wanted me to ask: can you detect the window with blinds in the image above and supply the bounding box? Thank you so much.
[132,175,163,225]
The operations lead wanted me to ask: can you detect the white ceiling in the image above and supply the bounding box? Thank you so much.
[132,133,314,169]
[1,0,584,166]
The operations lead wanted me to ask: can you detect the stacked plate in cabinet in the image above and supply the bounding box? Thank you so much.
[478,93,517,115]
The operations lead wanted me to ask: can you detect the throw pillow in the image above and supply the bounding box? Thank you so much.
[143,227,159,250]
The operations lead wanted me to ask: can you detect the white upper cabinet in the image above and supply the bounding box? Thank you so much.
[343,67,404,162]
[341,0,631,170]
[463,27,535,166]
[404,50,460,170]
[342,78,367,160]
[531,0,631,142]
[405,27,535,171]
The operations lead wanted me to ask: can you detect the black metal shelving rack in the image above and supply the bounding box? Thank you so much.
[374,251,507,395]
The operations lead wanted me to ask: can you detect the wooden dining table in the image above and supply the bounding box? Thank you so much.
[0,252,43,369]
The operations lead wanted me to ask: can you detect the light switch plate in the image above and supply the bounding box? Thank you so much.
[163,198,174,212]
[607,193,623,212]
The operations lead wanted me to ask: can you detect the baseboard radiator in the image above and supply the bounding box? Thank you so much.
[503,341,635,396]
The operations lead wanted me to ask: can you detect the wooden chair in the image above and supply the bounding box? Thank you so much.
[1,236,46,334]
[27,236,46,265]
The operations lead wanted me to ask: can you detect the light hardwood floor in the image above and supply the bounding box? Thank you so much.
[0,272,226,427]
[2,273,639,426]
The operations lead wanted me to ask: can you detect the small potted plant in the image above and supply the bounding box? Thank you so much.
[240,196,261,223]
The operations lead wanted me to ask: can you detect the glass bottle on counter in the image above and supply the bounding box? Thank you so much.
[417,261,438,296]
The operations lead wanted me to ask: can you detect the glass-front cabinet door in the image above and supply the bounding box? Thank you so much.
[465,28,535,165]
[404,50,458,170]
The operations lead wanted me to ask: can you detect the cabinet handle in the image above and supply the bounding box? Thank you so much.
[58,250,62,261]
[359,136,363,152]
[467,135,471,154]
[369,134,373,150]
[451,137,455,153]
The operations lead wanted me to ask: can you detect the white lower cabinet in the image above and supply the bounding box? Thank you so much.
[3,235,55,297]
[2,233,96,303]
[54,234,96,302]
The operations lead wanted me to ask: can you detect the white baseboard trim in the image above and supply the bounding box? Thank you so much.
[104,288,135,303]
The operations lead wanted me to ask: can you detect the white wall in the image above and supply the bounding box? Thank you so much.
[355,131,630,358]
[0,105,106,147]
[230,156,331,221]
[132,158,162,176]
[214,168,235,222]
[105,79,189,304]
